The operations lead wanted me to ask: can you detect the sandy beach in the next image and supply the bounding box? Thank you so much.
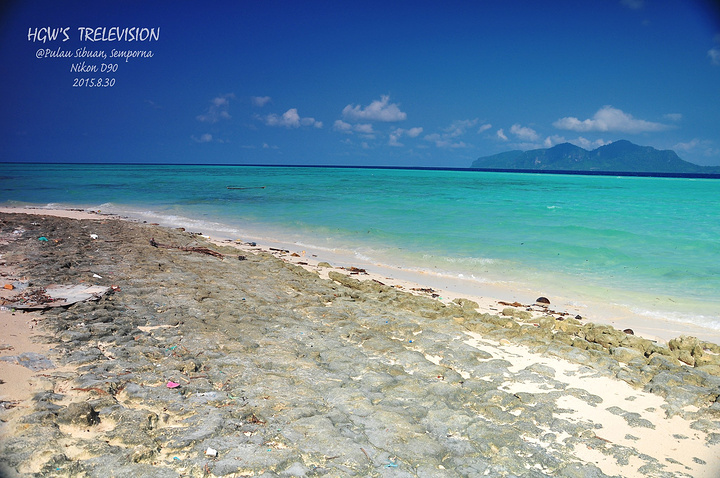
[1,207,719,477]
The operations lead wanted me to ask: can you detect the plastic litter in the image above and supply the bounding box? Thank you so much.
[38,237,49,242]
[166,381,180,388]
[12,284,112,310]
[90,234,98,240]
[205,447,218,457]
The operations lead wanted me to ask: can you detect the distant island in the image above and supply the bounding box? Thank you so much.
[471,140,720,175]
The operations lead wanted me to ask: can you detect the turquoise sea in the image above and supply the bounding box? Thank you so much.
[2,163,719,334]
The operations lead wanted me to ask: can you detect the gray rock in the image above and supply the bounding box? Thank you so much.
[56,402,99,426]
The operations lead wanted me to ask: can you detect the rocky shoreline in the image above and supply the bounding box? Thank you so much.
[1,211,719,477]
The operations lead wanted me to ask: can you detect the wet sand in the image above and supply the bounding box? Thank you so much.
[1,208,719,477]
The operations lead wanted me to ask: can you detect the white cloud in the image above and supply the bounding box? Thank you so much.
[673,138,720,162]
[424,119,479,148]
[395,127,424,137]
[389,127,424,147]
[443,119,478,137]
[251,96,272,107]
[477,124,492,133]
[543,135,566,148]
[553,106,669,133]
[333,120,374,135]
[389,133,403,147]
[354,123,375,134]
[342,95,407,122]
[265,108,322,128]
[405,127,423,137]
[497,129,508,141]
[333,120,352,132]
[510,124,540,141]
[192,133,214,143]
[424,132,468,148]
[708,47,720,66]
[197,93,235,123]
[674,138,700,151]
[663,113,682,122]
[569,137,610,149]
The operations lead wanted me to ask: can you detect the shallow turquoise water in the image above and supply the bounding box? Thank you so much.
[2,163,719,330]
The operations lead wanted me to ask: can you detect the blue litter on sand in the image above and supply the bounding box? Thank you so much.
[38,237,49,241]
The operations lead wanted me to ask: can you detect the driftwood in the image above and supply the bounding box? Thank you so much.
[150,238,224,259]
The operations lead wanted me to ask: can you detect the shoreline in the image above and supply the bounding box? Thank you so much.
[1,207,720,477]
[3,206,716,345]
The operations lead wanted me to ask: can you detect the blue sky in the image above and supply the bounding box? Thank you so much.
[2,0,720,167]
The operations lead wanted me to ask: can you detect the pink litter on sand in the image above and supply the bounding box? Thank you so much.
[167,381,180,388]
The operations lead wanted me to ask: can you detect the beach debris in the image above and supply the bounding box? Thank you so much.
[149,238,224,259]
[343,266,368,275]
[166,381,181,389]
[0,400,20,410]
[411,287,439,298]
[499,301,524,307]
[623,328,635,335]
[38,236,49,242]
[90,234,98,240]
[536,297,551,305]
[205,447,218,457]
[360,447,371,461]
[3,284,13,290]
[10,284,112,310]
[245,413,266,425]
[238,255,246,261]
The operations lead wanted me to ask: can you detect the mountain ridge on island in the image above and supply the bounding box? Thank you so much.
[471,140,720,175]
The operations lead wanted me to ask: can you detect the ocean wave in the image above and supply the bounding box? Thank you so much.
[631,307,720,331]
[421,254,496,266]
[100,206,243,236]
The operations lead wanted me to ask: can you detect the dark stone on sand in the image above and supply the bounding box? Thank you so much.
[57,402,100,426]
[536,296,550,304]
